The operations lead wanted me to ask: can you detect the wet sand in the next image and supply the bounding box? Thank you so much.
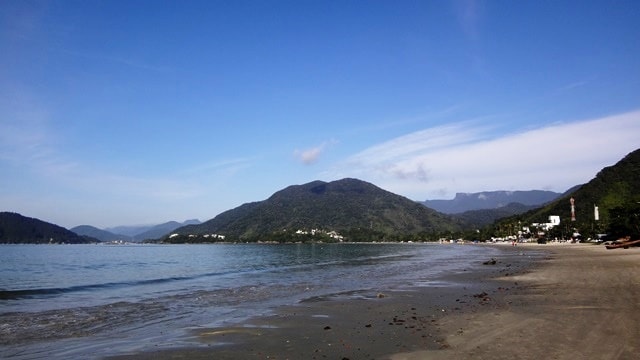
[107,243,640,360]
[107,244,542,359]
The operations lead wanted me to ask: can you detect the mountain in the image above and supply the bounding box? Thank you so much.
[100,219,201,241]
[169,178,462,242]
[70,225,131,242]
[493,148,640,239]
[452,202,540,229]
[0,212,98,244]
[133,219,201,241]
[104,224,156,238]
[422,190,562,214]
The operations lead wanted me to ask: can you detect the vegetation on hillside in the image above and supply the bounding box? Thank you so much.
[166,178,463,243]
[0,212,98,244]
[489,148,640,241]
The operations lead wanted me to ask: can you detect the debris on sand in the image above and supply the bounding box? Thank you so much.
[482,258,497,265]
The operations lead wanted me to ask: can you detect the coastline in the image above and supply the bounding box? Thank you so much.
[106,243,547,359]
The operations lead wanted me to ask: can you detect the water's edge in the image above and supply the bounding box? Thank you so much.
[0,243,538,359]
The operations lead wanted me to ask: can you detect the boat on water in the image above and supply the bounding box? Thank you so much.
[605,238,640,250]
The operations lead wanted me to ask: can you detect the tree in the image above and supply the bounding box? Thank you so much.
[606,203,640,239]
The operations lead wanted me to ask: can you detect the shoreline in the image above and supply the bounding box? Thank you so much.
[106,244,547,359]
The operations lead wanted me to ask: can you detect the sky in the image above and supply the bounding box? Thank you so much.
[1,0,640,229]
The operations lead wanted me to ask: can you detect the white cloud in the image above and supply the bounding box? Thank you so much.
[327,110,640,200]
[294,140,337,165]
[295,146,323,165]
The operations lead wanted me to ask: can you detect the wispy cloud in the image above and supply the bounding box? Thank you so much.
[326,110,640,200]
[57,48,173,73]
[294,140,337,165]
[183,157,254,177]
[557,80,588,92]
[344,120,494,167]
[552,76,598,95]
[0,95,202,202]
[453,0,483,41]
[0,93,59,165]
[342,104,466,137]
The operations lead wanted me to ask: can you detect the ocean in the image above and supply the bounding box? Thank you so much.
[0,243,504,359]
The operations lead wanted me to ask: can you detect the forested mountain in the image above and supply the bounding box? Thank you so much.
[422,190,561,214]
[169,178,463,242]
[0,212,98,244]
[492,148,640,239]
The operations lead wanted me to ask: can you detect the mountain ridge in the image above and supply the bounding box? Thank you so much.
[422,190,562,214]
[72,220,202,242]
[70,225,131,242]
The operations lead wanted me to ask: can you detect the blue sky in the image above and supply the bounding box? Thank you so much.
[2,0,639,228]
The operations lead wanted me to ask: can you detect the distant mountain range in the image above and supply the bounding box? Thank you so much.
[451,202,541,229]
[69,225,126,242]
[71,219,201,242]
[169,178,463,242]
[444,186,573,228]
[422,190,563,214]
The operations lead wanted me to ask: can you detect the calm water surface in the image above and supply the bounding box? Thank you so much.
[0,243,503,359]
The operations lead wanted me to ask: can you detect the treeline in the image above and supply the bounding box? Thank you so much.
[163,228,448,244]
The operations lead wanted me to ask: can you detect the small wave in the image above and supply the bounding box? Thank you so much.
[299,289,381,303]
[0,262,298,302]
[0,288,68,300]
[0,271,235,301]
[0,301,168,346]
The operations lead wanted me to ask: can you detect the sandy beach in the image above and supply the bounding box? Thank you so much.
[393,243,640,360]
[107,243,640,360]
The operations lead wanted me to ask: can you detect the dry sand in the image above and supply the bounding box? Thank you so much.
[393,244,640,360]
[108,244,640,360]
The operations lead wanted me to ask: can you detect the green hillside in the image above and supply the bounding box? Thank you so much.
[0,212,98,244]
[168,178,462,243]
[491,148,640,240]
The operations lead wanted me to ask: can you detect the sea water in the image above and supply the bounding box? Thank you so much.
[0,243,503,359]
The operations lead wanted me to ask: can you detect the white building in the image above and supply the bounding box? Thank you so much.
[532,215,561,231]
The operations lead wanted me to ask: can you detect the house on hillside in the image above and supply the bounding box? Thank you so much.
[532,215,560,231]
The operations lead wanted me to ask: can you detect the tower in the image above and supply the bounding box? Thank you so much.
[570,197,576,222]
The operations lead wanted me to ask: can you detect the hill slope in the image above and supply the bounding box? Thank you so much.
[171,178,462,242]
[494,148,640,238]
[1,212,97,244]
